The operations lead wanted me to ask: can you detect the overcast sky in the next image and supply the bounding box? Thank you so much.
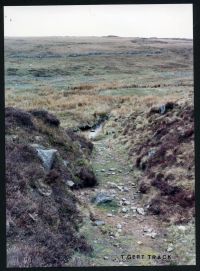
[4,4,193,38]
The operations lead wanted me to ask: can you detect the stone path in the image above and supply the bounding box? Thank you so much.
[69,134,175,266]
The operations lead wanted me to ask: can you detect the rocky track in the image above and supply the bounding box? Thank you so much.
[70,133,180,266]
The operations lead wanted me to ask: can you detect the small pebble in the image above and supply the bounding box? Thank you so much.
[131,206,137,210]
[109,168,116,171]
[137,241,143,245]
[167,244,174,252]
[113,243,119,247]
[122,207,128,213]
[177,225,186,232]
[117,223,122,229]
[104,256,108,260]
[136,208,145,215]
[151,232,157,239]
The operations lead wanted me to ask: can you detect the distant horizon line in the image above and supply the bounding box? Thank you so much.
[4,35,193,40]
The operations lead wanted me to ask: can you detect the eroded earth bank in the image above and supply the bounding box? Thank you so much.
[6,92,195,267]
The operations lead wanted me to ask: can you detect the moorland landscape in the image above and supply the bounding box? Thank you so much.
[5,36,195,266]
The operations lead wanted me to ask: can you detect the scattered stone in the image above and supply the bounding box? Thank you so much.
[167,244,174,252]
[177,225,186,232]
[109,168,116,171]
[66,180,74,187]
[117,229,122,233]
[136,208,145,215]
[143,227,152,233]
[132,183,136,186]
[91,192,114,205]
[150,232,157,239]
[124,200,131,205]
[104,256,108,260]
[137,241,143,245]
[108,182,118,189]
[117,186,123,191]
[113,243,119,247]
[123,187,129,192]
[63,160,69,166]
[93,220,105,226]
[131,206,137,210]
[121,207,128,213]
[112,172,116,175]
[101,169,105,172]
[35,135,43,141]
[116,223,122,229]
[122,198,126,201]
[148,149,156,158]
[124,214,130,218]
[115,232,120,238]
[107,213,113,217]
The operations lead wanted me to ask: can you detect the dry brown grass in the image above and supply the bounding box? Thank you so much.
[112,94,181,118]
[5,87,121,128]
[6,83,185,129]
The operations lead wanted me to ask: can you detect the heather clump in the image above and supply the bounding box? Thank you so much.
[119,99,194,223]
[6,107,96,267]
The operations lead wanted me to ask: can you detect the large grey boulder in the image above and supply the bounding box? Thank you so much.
[31,144,57,171]
[91,192,114,205]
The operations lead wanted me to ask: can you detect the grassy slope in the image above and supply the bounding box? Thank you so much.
[5,37,193,128]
